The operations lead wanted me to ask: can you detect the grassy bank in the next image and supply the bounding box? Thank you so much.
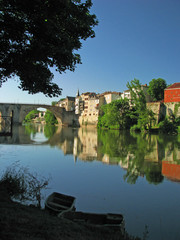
[0,190,142,240]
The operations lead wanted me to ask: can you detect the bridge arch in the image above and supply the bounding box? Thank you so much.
[20,105,62,125]
[0,103,79,126]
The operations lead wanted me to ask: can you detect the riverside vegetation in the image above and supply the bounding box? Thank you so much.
[98,79,180,134]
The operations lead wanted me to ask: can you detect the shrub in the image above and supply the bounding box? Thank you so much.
[0,163,50,208]
[158,118,177,134]
[130,124,141,132]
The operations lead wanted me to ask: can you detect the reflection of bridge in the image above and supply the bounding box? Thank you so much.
[0,103,79,126]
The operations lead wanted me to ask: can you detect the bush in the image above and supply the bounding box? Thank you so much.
[0,163,50,208]
[24,110,39,123]
[174,117,180,126]
[130,124,141,132]
[158,118,177,134]
[44,110,58,125]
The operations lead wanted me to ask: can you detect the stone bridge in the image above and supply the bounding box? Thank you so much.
[0,103,79,126]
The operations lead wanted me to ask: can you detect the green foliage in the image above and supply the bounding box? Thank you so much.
[98,129,132,159]
[175,117,180,126]
[127,78,146,112]
[44,125,57,138]
[0,163,49,208]
[44,110,58,124]
[24,124,37,137]
[145,164,164,185]
[137,108,156,131]
[98,98,136,129]
[127,78,155,131]
[174,103,180,117]
[158,118,178,134]
[0,0,98,96]
[148,78,167,101]
[97,130,164,185]
[130,124,141,132]
[24,110,39,123]
[51,101,57,106]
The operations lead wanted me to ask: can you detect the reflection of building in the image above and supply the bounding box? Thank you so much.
[75,128,98,161]
[144,135,164,162]
[60,140,74,155]
[162,161,180,182]
[102,155,122,165]
[37,124,45,133]
[164,143,180,162]
[118,153,136,171]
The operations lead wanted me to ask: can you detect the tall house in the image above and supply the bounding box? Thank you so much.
[75,92,96,115]
[121,84,152,103]
[102,91,122,104]
[121,90,131,100]
[77,92,100,125]
[76,91,122,126]
[164,83,180,103]
[141,84,153,102]
[57,96,75,111]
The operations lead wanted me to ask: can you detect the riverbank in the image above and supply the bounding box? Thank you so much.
[0,191,141,240]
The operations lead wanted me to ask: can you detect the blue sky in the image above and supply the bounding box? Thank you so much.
[0,0,180,104]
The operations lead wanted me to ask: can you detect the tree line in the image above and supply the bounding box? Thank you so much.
[98,78,180,134]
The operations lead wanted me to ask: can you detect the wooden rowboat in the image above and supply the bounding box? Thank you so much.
[45,192,76,213]
[59,211,124,231]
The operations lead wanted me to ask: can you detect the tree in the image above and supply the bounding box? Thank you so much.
[127,79,155,131]
[98,98,135,129]
[0,163,49,208]
[51,101,58,106]
[44,110,58,124]
[0,0,98,97]
[148,78,167,101]
[24,109,39,122]
[126,78,146,113]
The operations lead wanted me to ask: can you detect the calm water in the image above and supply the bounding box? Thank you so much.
[1,124,180,240]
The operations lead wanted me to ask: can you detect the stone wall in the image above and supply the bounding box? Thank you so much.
[146,102,163,123]
[164,102,180,118]
[147,102,180,123]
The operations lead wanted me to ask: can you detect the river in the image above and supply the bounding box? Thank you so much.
[0,124,180,240]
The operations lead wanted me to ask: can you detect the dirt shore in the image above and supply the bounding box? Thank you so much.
[0,191,140,240]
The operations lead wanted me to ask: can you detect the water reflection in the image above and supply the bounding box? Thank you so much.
[1,124,180,184]
[1,124,180,240]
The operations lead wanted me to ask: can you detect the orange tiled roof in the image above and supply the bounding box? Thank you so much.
[101,91,121,96]
[165,83,180,90]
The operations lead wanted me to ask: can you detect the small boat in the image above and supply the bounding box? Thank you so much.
[59,211,124,230]
[45,192,76,213]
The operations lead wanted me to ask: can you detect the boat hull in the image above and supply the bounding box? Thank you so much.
[45,192,76,213]
[59,211,124,231]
